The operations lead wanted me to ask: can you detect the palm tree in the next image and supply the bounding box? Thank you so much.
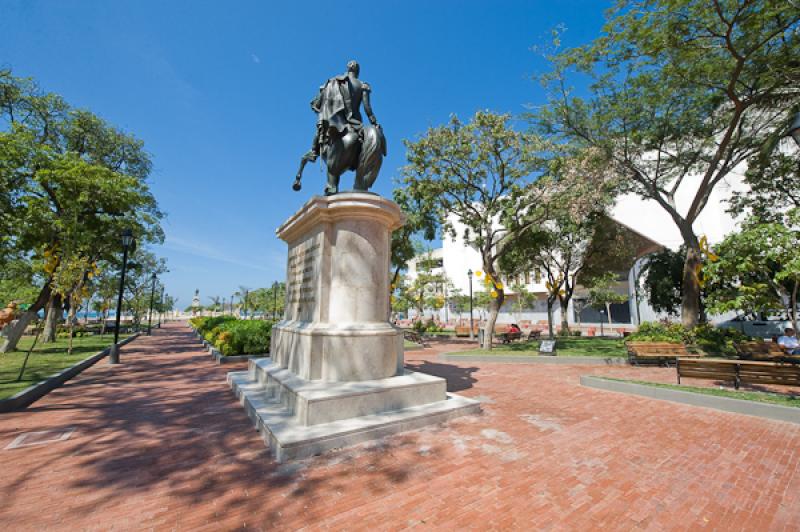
[208,296,221,315]
[234,286,251,319]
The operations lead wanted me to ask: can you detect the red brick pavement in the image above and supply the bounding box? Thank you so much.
[1,323,799,530]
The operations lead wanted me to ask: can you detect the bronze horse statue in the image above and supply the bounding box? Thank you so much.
[294,61,386,195]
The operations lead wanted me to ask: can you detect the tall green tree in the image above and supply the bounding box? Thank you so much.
[705,212,800,330]
[0,71,163,352]
[402,111,550,349]
[537,0,800,328]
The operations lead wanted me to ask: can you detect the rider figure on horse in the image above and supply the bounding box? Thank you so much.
[295,60,384,195]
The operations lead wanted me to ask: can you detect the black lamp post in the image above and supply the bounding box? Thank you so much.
[467,269,474,340]
[158,286,164,328]
[231,293,235,316]
[147,272,157,336]
[272,281,279,321]
[110,229,134,364]
[222,297,226,316]
[243,289,249,319]
[788,112,800,148]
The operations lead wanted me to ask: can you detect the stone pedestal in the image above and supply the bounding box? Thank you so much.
[228,193,479,461]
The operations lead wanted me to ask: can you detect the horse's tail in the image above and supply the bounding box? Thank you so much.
[355,126,386,190]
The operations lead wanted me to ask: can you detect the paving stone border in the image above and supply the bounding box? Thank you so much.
[0,333,140,413]
[581,375,800,425]
[442,353,628,365]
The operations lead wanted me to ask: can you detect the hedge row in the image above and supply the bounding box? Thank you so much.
[190,316,273,356]
[627,322,751,356]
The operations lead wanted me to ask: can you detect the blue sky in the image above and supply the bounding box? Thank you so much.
[1,0,609,309]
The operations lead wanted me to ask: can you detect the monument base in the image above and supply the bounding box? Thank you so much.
[228,358,480,462]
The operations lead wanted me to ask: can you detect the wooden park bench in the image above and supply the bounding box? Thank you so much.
[734,341,785,360]
[677,358,800,389]
[625,341,702,366]
[454,325,479,337]
[495,325,522,344]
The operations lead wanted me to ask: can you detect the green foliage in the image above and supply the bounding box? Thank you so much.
[587,273,629,311]
[627,322,688,343]
[0,69,165,351]
[628,322,750,356]
[192,315,236,335]
[535,0,800,326]
[402,111,551,347]
[730,154,800,224]
[210,320,273,356]
[640,247,684,316]
[412,318,443,334]
[704,213,800,324]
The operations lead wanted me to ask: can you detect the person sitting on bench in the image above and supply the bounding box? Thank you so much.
[777,328,800,355]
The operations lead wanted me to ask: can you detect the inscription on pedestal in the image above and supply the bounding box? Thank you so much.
[286,239,320,319]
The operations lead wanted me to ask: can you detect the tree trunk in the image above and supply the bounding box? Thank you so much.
[42,294,62,343]
[67,303,77,355]
[681,245,702,328]
[546,298,555,339]
[0,284,52,353]
[481,291,504,350]
[792,281,799,334]
[606,302,613,325]
[559,298,570,334]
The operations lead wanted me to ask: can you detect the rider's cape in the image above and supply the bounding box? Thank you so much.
[312,75,358,135]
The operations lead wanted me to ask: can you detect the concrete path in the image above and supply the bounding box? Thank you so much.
[1,323,799,530]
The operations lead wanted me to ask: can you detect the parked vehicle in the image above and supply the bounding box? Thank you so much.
[717,317,790,338]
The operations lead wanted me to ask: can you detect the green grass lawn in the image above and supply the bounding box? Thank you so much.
[458,336,627,357]
[0,334,129,400]
[596,376,800,408]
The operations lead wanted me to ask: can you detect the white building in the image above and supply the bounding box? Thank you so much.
[403,165,750,329]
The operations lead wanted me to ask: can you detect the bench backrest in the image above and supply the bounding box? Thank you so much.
[626,342,688,355]
[677,359,739,379]
[734,341,783,357]
[678,358,800,386]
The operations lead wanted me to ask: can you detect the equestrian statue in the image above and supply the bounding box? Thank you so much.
[294,60,386,195]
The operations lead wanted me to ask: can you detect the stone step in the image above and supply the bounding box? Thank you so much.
[228,371,481,462]
[247,358,449,426]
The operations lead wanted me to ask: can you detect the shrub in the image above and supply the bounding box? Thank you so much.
[195,315,236,336]
[211,319,273,355]
[628,321,751,356]
[627,322,685,343]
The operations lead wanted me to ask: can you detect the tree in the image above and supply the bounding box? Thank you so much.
[0,71,163,352]
[208,296,222,314]
[449,289,471,323]
[639,247,685,316]
[509,283,537,322]
[390,188,438,288]
[587,273,630,325]
[537,0,800,327]
[234,286,251,318]
[500,211,637,336]
[402,111,551,349]
[729,153,800,223]
[704,212,800,330]
[49,250,93,354]
[121,249,167,329]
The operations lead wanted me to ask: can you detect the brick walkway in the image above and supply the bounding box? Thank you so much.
[1,323,799,530]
